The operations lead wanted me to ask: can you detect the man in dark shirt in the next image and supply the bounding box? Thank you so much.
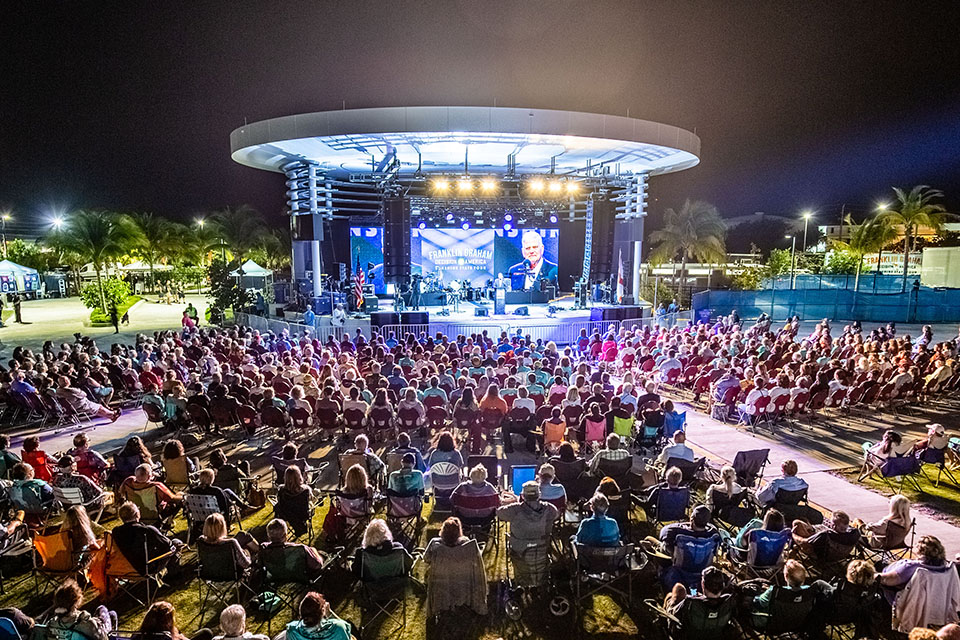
[111,501,180,576]
[186,469,244,525]
[658,505,719,555]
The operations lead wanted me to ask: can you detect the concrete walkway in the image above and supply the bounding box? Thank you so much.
[0,294,210,354]
[680,401,960,557]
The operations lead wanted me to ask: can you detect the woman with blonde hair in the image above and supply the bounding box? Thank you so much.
[350,518,414,577]
[857,494,912,549]
[705,465,749,525]
[199,512,255,568]
[343,464,374,499]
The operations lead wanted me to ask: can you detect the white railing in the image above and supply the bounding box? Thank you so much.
[234,312,349,342]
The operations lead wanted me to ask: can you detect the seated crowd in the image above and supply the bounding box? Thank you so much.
[0,317,958,639]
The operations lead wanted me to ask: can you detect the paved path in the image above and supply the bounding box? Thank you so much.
[0,294,210,354]
[680,401,960,557]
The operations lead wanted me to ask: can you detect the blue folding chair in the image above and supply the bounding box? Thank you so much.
[728,528,791,579]
[651,486,690,526]
[662,533,721,589]
[918,446,957,488]
[0,617,21,640]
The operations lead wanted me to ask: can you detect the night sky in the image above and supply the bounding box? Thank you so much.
[2,1,959,232]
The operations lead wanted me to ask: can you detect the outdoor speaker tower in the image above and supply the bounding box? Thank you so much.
[383,197,411,284]
[588,195,616,282]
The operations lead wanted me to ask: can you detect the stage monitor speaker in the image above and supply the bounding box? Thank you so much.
[370,311,399,327]
[402,312,429,325]
[622,305,644,320]
[513,306,529,316]
[363,297,379,312]
[474,307,489,317]
[588,196,616,282]
[292,215,316,241]
[382,197,411,284]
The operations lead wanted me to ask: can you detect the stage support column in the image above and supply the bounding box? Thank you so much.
[310,235,322,298]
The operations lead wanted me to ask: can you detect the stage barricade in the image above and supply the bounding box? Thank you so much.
[233,312,348,343]
[506,319,624,346]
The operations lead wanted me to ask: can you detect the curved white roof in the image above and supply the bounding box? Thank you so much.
[230,106,700,178]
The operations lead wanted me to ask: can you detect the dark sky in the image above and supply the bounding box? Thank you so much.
[3,1,959,232]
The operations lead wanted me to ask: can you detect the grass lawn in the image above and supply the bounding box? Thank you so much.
[839,465,960,526]
[90,295,141,325]
[1,493,658,640]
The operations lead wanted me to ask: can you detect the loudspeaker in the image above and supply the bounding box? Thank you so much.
[474,308,489,317]
[402,312,429,325]
[513,306,529,316]
[588,196,616,282]
[370,311,399,327]
[363,297,379,312]
[383,197,411,284]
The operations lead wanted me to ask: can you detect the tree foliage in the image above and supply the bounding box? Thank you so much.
[207,258,250,321]
[648,199,727,287]
[823,249,860,275]
[766,248,792,277]
[80,278,130,312]
[46,210,140,311]
[878,185,950,291]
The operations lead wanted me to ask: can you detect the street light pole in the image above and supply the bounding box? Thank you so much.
[1,215,9,258]
[802,211,812,252]
[786,235,797,290]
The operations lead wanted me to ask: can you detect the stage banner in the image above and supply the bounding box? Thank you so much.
[349,227,386,292]
[417,228,495,288]
[494,228,560,290]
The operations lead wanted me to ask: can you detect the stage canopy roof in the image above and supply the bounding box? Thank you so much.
[230,106,700,179]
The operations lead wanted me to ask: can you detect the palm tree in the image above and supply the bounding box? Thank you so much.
[878,186,949,292]
[211,205,268,276]
[830,214,898,291]
[131,212,174,292]
[648,199,727,290]
[47,210,140,311]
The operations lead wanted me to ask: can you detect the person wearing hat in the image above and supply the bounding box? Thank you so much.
[52,455,109,510]
[914,423,950,456]
[574,493,620,547]
[497,480,557,553]
[657,504,719,555]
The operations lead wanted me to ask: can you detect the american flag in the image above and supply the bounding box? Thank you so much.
[353,251,365,309]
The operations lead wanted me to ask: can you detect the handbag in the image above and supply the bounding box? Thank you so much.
[246,486,266,509]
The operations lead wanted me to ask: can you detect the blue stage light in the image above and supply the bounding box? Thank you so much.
[503,223,512,231]
[504,214,513,222]
[549,215,558,223]
[461,221,470,230]
[418,221,426,229]
[445,213,454,222]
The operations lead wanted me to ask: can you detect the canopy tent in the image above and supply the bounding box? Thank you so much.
[0,259,40,292]
[230,259,272,277]
[119,260,173,273]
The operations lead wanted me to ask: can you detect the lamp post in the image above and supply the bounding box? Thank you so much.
[0,214,10,258]
[786,235,797,290]
[801,211,812,252]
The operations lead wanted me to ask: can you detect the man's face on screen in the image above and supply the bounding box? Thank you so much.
[522,235,544,265]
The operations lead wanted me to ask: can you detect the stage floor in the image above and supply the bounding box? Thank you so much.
[378,295,596,326]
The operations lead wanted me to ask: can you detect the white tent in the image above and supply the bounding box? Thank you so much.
[0,259,41,292]
[230,259,272,277]
[119,260,173,272]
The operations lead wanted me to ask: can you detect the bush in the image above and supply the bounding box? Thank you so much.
[823,249,860,275]
[730,265,766,290]
[81,278,130,312]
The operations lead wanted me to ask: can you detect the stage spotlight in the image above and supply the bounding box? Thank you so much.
[548,181,563,194]
[461,221,470,230]
[549,215,558,224]
[418,222,426,229]
[503,223,512,231]
[434,179,449,191]
[458,178,473,192]
[504,213,513,222]
[565,182,580,194]
[481,178,497,192]
[529,178,545,193]
[445,213,455,222]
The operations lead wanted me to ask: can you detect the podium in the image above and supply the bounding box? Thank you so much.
[494,286,506,315]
